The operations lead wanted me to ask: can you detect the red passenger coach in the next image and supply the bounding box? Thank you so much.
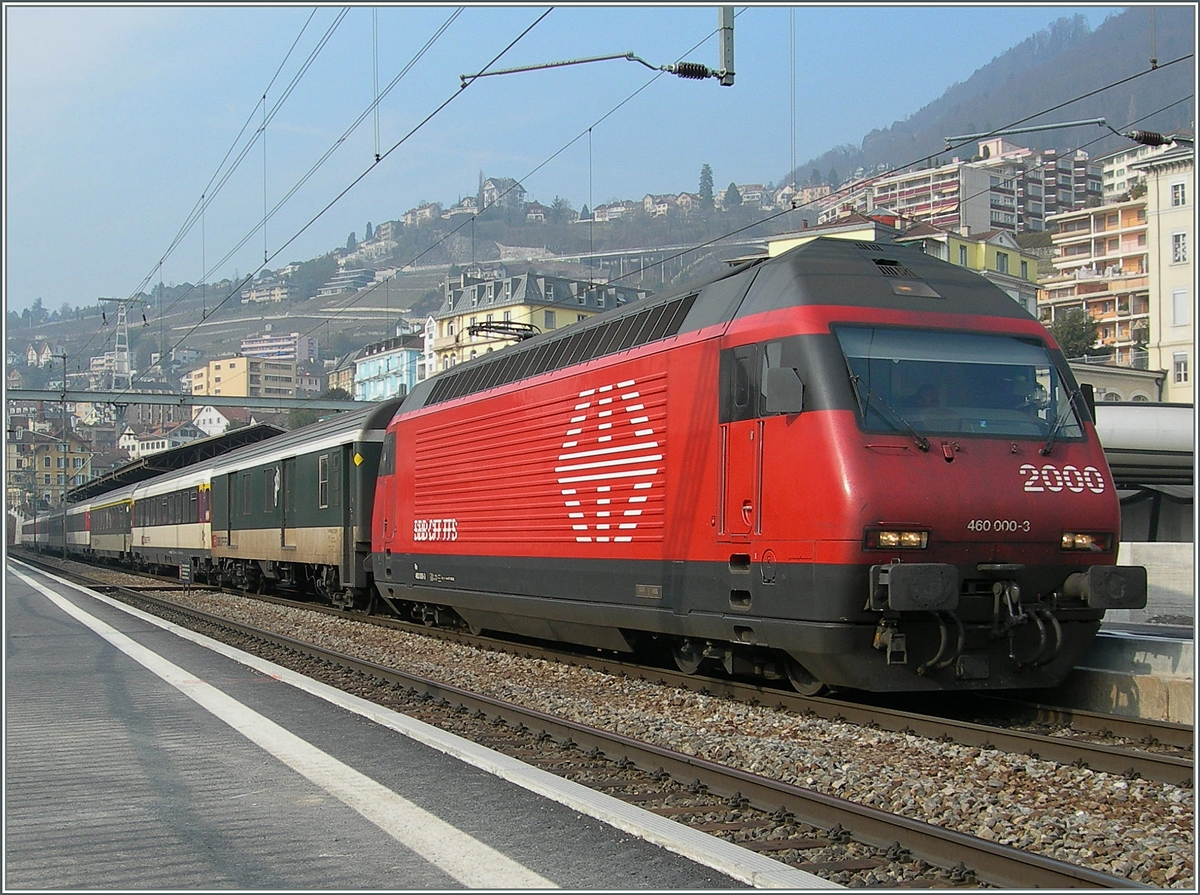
[372,238,1146,693]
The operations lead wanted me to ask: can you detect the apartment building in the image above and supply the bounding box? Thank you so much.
[188,355,297,399]
[820,141,1102,234]
[861,157,1022,234]
[239,279,294,304]
[7,427,92,512]
[426,270,651,374]
[894,223,1041,314]
[1131,145,1194,403]
[317,268,375,297]
[240,331,319,363]
[353,328,424,401]
[1039,199,1151,368]
[1097,134,1191,202]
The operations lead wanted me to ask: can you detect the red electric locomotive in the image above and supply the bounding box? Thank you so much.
[371,237,1146,693]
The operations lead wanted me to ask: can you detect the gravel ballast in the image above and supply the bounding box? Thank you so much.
[150,587,1194,889]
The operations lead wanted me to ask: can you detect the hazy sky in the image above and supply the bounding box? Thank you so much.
[6,3,1126,313]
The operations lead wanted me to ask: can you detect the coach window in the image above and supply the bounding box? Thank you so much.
[330,453,342,507]
[318,455,329,508]
[241,473,252,515]
[264,468,277,511]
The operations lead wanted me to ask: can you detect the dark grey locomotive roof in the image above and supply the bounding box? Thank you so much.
[402,237,1035,412]
[740,238,1037,321]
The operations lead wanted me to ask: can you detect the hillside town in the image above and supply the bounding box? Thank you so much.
[6,133,1194,520]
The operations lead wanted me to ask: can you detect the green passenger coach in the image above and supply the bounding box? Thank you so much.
[206,397,403,605]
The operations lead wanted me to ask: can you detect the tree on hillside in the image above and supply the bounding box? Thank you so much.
[365,222,374,241]
[1049,308,1107,359]
[346,232,357,251]
[549,196,574,225]
[827,168,840,187]
[699,164,714,210]
[723,182,742,209]
[288,254,338,301]
[579,204,590,221]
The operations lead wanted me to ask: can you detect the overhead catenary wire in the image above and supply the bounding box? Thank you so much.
[86,7,465,386]
[280,10,739,376]
[111,7,550,406]
[137,5,465,345]
[71,7,334,364]
[252,19,1195,417]
[600,51,1194,292]
[95,17,1192,414]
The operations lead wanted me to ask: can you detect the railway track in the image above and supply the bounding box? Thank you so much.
[17,550,1192,785]
[17,552,1185,888]
[89,573,1194,785]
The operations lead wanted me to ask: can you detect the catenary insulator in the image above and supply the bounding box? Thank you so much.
[673,62,711,80]
[1126,130,1172,146]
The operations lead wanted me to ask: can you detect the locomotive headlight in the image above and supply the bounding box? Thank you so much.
[865,528,928,549]
[1060,531,1113,552]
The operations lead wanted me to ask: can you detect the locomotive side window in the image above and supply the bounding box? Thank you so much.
[241,473,252,516]
[721,345,758,422]
[835,326,1085,440]
[721,340,803,421]
[318,455,329,508]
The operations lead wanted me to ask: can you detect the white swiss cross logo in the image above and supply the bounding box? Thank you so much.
[555,380,660,543]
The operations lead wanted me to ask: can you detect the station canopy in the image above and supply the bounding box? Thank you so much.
[67,423,286,502]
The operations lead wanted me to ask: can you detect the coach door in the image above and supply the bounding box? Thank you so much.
[281,458,297,548]
[719,345,763,540]
[225,472,239,549]
[377,431,397,580]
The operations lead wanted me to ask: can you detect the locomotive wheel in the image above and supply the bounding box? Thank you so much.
[785,658,827,697]
[672,640,705,675]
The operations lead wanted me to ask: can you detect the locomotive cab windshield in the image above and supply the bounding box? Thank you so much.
[835,326,1085,441]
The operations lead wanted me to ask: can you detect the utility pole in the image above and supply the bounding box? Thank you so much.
[59,353,69,558]
[98,297,146,391]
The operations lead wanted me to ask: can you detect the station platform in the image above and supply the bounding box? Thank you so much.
[5,561,833,891]
[1044,540,1194,725]
[1051,621,1194,725]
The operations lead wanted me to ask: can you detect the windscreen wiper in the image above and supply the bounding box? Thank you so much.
[1039,387,1083,456]
[850,374,931,452]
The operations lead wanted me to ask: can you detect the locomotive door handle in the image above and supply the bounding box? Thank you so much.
[741,501,753,525]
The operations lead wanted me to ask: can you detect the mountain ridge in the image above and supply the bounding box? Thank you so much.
[789,6,1195,185]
